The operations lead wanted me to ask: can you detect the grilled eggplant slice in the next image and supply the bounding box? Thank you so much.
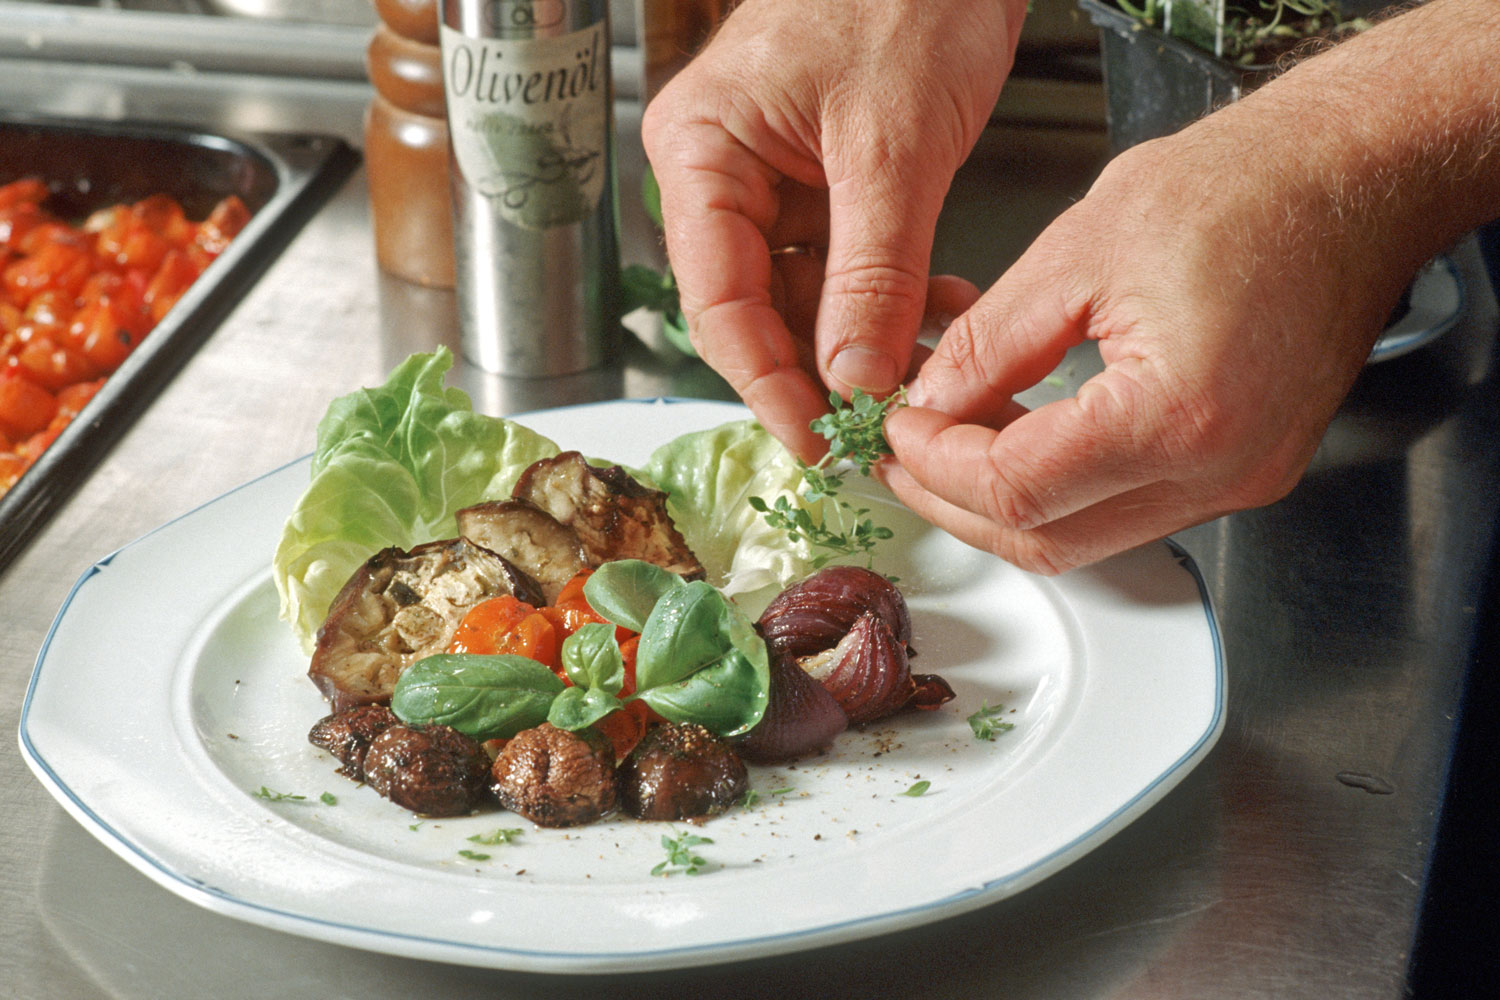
[511,451,704,579]
[308,538,545,711]
[455,498,589,605]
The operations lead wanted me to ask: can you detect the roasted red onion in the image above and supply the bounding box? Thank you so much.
[756,566,952,727]
[756,565,911,660]
[797,610,911,724]
[733,652,848,762]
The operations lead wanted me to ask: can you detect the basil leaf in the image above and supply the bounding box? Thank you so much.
[636,581,765,689]
[632,581,769,736]
[635,648,769,737]
[391,654,564,740]
[583,559,686,633]
[560,622,626,693]
[547,685,624,731]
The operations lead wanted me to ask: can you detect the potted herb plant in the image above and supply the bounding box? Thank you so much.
[1078,0,1375,151]
[1075,0,1467,361]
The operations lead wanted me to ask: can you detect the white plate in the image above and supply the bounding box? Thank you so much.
[20,398,1225,973]
[1368,254,1465,362]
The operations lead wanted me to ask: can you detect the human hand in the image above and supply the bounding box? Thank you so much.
[880,110,1422,574]
[641,0,1025,460]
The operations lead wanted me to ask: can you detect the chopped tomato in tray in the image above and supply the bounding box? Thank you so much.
[0,178,250,498]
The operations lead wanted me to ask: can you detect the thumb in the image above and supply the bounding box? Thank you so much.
[815,158,950,400]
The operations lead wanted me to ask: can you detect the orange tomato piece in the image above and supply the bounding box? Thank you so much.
[0,371,57,438]
[449,594,534,654]
[195,196,250,256]
[55,377,104,416]
[0,449,27,491]
[0,178,48,210]
[144,249,199,322]
[12,334,96,392]
[595,700,651,761]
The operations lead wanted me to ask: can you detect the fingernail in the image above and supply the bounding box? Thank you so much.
[829,346,899,393]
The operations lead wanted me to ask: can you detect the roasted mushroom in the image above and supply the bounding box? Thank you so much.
[308,538,545,711]
[512,451,704,579]
[490,722,618,827]
[362,723,493,817]
[307,705,400,781]
[618,723,749,821]
[455,498,589,604]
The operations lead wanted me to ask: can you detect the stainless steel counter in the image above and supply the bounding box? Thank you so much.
[3,46,1498,1000]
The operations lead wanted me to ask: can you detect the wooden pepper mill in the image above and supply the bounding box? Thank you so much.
[365,0,455,288]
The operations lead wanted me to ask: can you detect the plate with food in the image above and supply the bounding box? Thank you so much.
[21,350,1225,973]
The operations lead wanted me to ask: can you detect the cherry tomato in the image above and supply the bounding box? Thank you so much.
[0,185,251,501]
[143,249,200,323]
[0,371,57,439]
[11,334,96,392]
[195,196,251,256]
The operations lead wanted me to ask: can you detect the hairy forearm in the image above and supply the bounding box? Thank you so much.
[1202,0,1500,286]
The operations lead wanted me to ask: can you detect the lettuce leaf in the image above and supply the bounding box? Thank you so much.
[641,419,840,600]
[272,349,560,653]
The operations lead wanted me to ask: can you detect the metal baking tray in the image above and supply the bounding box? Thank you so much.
[0,112,359,571]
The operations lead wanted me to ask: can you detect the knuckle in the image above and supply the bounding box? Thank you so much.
[978,454,1051,530]
[823,258,927,315]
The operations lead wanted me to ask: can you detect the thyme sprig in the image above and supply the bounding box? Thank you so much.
[652,830,714,877]
[751,389,906,571]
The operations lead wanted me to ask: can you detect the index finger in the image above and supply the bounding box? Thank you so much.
[648,120,831,460]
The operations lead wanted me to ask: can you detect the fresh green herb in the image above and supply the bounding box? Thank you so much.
[740,788,761,808]
[468,828,524,846]
[749,389,905,572]
[809,387,906,476]
[652,830,714,877]
[748,493,894,571]
[391,654,565,742]
[903,780,932,797]
[968,703,1016,742]
[458,849,491,861]
[409,821,425,832]
[319,791,338,806]
[252,786,307,802]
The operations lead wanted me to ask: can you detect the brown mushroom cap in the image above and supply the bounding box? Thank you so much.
[490,723,618,827]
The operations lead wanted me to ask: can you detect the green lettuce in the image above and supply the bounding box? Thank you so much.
[272,349,560,653]
[641,419,841,600]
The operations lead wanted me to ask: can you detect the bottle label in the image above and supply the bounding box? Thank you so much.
[440,18,607,230]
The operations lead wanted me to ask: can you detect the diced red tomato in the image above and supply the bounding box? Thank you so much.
[0,177,252,499]
[0,371,57,439]
[144,249,200,322]
[11,334,96,392]
[195,196,251,256]
[0,178,49,210]
[595,700,651,760]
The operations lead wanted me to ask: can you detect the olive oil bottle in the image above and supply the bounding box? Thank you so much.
[440,0,620,375]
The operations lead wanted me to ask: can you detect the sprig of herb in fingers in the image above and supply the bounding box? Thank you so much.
[751,388,907,570]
